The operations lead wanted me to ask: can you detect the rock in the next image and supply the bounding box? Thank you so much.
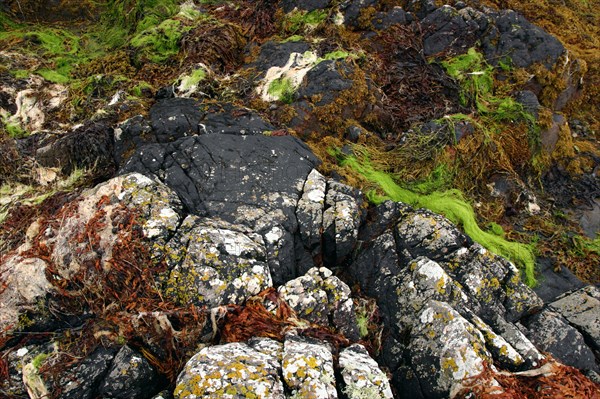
[482,10,565,69]
[278,267,359,340]
[534,260,585,303]
[322,180,362,265]
[550,286,600,352]
[150,97,204,142]
[162,215,272,307]
[97,345,159,398]
[0,256,52,332]
[282,335,337,399]
[174,341,285,398]
[120,133,319,285]
[197,103,275,136]
[521,309,598,371]
[422,6,488,56]
[296,60,353,105]
[395,209,470,263]
[514,90,541,119]
[406,300,492,399]
[296,169,327,255]
[35,119,115,175]
[339,0,377,27]
[60,347,118,399]
[339,344,393,399]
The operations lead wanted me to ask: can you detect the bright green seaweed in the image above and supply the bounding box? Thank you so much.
[342,153,537,287]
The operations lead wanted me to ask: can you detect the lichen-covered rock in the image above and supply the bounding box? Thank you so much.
[339,344,393,399]
[443,244,543,322]
[408,300,492,398]
[0,173,182,332]
[521,309,598,371]
[163,215,272,307]
[97,345,159,398]
[322,180,362,265]
[282,335,337,399]
[120,133,319,285]
[297,169,327,255]
[550,286,600,352]
[278,267,359,339]
[395,209,470,263]
[174,341,285,398]
[48,172,182,279]
[0,256,52,331]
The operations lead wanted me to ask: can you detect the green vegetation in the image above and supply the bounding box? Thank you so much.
[178,67,206,91]
[131,18,189,64]
[340,151,537,286]
[282,9,328,34]
[268,77,295,104]
[32,353,49,370]
[2,119,27,138]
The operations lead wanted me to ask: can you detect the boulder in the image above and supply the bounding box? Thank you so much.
[278,267,359,340]
[282,335,337,398]
[522,309,598,371]
[162,215,272,307]
[339,344,393,399]
[97,345,159,398]
[550,286,600,352]
[174,340,285,398]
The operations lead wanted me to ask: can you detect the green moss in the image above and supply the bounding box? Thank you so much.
[32,353,49,370]
[36,69,70,84]
[131,18,188,63]
[3,120,27,138]
[178,67,206,90]
[268,77,295,104]
[11,69,30,79]
[282,9,328,34]
[341,153,537,286]
[132,81,154,97]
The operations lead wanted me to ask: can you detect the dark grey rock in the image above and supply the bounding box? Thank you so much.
[60,347,117,399]
[514,90,541,119]
[550,286,600,352]
[150,97,204,143]
[296,60,353,105]
[252,41,312,71]
[522,309,598,371]
[482,10,565,69]
[534,259,586,303]
[422,6,488,56]
[98,345,159,398]
[340,0,378,28]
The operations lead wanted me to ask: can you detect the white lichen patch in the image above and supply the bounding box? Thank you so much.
[339,344,393,399]
[282,337,337,399]
[163,216,272,307]
[175,342,284,399]
[257,51,318,102]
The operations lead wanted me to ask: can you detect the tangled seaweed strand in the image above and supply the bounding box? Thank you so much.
[456,359,600,398]
[342,153,537,286]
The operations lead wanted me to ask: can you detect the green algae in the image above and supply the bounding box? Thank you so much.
[131,18,188,64]
[341,152,537,287]
[268,77,295,104]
